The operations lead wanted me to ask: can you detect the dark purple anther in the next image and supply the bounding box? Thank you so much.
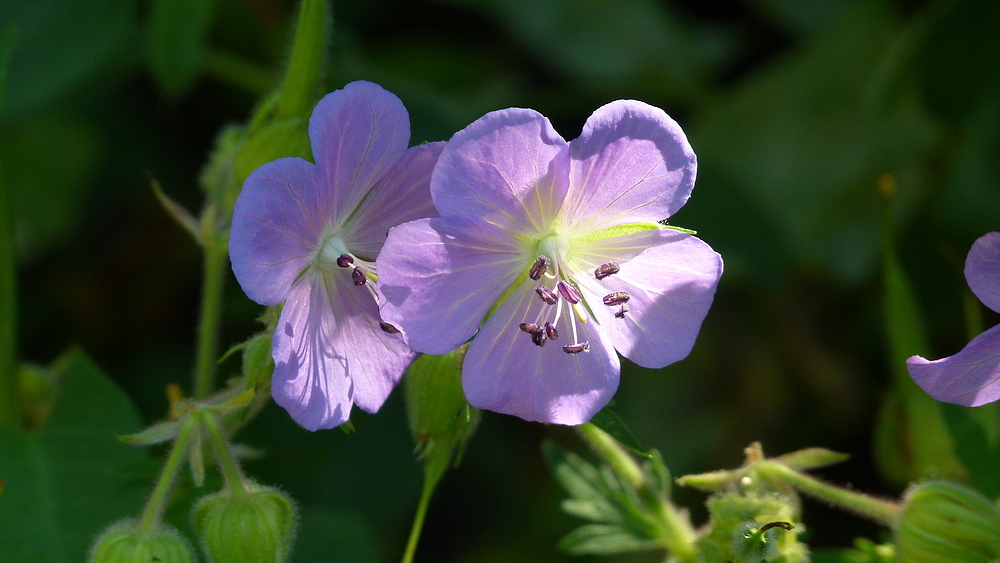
[594,262,620,280]
[529,256,551,280]
[535,286,559,305]
[531,331,547,347]
[614,303,629,319]
[352,267,368,286]
[336,254,354,268]
[603,292,630,306]
[563,341,590,354]
[557,281,581,304]
[379,321,400,334]
[519,322,543,334]
[544,322,559,340]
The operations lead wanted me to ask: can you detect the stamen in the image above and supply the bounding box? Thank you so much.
[614,303,629,319]
[529,256,551,280]
[557,281,582,304]
[379,322,400,334]
[531,331,547,347]
[352,266,368,286]
[544,322,558,340]
[563,342,590,354]
[336,254,354,268]
[519,322,543,334]
[535,286,559,305]
[594,262,620,280]
[603,292,630,306]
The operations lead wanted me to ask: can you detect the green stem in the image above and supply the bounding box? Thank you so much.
[193,236,227,398]
[200,409,248,498]
[276,0,329,120]
[755,460,900,525]
[0,156,17,427]
[577,423,698,562]
[400,473,437,563]
[138,416,199,536]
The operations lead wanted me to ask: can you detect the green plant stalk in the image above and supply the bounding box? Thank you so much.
[755,460,900,525]
[401,472,437,563]
[138,416,199,536]
[200,409,248,498]
[0,164,16,427]
[577,423,698,562]
[277,0,329,121]
[193,231,227,399]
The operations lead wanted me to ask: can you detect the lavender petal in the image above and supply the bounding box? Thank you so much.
[565,100,696,232]
[908,324,1000,407]
[966,232,1000,314]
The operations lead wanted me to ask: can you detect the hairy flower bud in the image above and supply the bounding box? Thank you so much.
[895,481,1000,562]
[89,519,194,563]
[696,490,807,563]
[193,485,296,563]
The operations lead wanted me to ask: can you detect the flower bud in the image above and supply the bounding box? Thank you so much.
[895,481,1000,562]
[696,490,807,563]
[193,485,296,563]
[89,519,194,563]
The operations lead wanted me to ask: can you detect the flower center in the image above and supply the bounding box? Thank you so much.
[316,234,399,334]
[518,233,632,352]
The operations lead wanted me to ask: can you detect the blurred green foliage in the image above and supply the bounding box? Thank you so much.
[1,0,999,561]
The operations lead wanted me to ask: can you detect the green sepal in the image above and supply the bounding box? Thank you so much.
[193,484,297,563]
[152,179,202,245]
[776,448,850,471]
[589,407,651,459]
[118,419,184,446]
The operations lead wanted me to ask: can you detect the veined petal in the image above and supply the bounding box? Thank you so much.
[577,231,722,368]
[966,232,1000,314]
[309,81,409,227]
[343,142,444,260]
[462,280,620,425]
[230,158,326,305]
[326,266,416,412]
[908,324,1000,407]
[432,108,570,233]
[271,273,353,431]
[377,216,527,355]
[564,100,696,232]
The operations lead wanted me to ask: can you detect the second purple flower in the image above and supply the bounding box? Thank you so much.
[377,101,723,425]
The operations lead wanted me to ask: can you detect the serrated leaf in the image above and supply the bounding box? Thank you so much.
[558,524,662,555]
[777,448,850,471]
[0,349,155,563]
[588,407,651,459]
[117,419,182,446]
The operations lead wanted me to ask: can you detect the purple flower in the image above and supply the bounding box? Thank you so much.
[908,232,1000,406]
[229,81,443,430]
[376,101,723,425]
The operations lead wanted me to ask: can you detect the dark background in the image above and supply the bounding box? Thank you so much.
[3,0,999,561]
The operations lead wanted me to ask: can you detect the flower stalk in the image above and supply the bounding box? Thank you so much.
[193,208,227,398]
[137,415,200,536]
[199,409,248,499]
[755,460,900,525]
[577,423,698,562]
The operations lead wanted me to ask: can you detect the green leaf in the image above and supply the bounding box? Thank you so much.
[589,407,651,459]
[0,349,155,563]
[117,419,182,446]
[292,508,379,563]
[776,447,850,471]
[557,524,661,556]
[145,0,216,97]
[940,403,1000,500]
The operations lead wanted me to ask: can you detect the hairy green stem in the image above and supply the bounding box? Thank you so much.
[400,472,437,563]
[756,460,900,525]
[0,160,16,427]
[577,423,698,562]
[193,236,227,398]
[200,409,248,498]
[138,416,199,535]
[277,0,329,120]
